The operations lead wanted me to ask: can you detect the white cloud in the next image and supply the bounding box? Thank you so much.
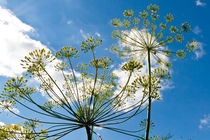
[0,6,60,114]
[0,5,112,119]
[0,122,26,139]
[199,114,210,129]
[95,32,101,37]
[0,5,105,111]
[67,20,72,25]
[194,42,205,60]
[0,121,5,126]
[0,101,20,114]
[80,29,90,39]
[0,5,88,116]
[196,0,207,7]
[95,126,103,130]
[38,59,82,103]
[112,59,170,108]
[120,29,169,65]
[112,29,172,108]
[113,66,145,108]
[0,6,49,77]
[80,29,101,39]
[193,26,202,35]
[110,64,114,69]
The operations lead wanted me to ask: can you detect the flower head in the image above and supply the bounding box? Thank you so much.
[181,22,191,33]
[165,13,174,22]
[123,10,134,17]
[139,10,149,18]
[110,18,121,27]
[111,4,196,69]
[147,4,160,13]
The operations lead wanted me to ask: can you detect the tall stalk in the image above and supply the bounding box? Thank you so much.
[85,126,92,140]
[110,4,197,140]
[145,49,152,140]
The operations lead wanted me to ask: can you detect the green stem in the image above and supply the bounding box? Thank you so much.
[91,126,94,139]
[145,49,152,140]
[85,126,92,140]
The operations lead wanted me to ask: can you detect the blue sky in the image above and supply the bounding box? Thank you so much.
[0,0,209,139]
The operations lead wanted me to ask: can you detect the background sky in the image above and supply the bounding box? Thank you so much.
[0,0,209,139]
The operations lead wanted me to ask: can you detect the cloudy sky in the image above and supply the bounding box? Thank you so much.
[0,0,209,139]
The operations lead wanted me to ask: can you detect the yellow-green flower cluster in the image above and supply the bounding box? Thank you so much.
[81,37,102,53]
[123,10,134,17]
[55,46,79,59]
[147,4,160,13]
[165,13,174,22]
[121,60,142,72]
[181,22,191,33]
[110,18,121,27]
[139,10,149,18]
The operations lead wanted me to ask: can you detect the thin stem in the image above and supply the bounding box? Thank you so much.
[145,49,152,140]
[85,126,92,140]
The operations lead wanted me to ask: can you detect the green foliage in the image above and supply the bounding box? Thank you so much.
[0,3,198,140]
[123,9,134,17]
[21,49,55,75]
[110,18,121,27]
[110,3,197,140]
[110,4,199,66]
[132,68,170,100]
[139,119,155,130]
[138,120,172,140]
[165,13,174,22]
[150,134,172,140]
[0,119,48,139]
[1,36,148,140]
[147,4,160,13]
[81,37,102,53]
[121,60,143,72]
[139,10,149,18]
[181,22,191,33]
[55,46,79,59]
[186,40,200,52]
